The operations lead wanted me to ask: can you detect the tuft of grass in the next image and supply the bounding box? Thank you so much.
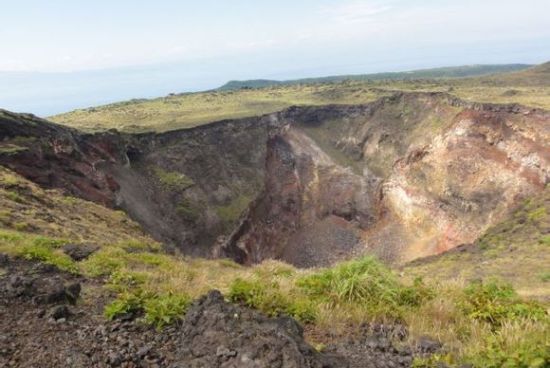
[105,290,191,329]
[143,293,191,329]
[228,278,316,323]
[297,256,433,318]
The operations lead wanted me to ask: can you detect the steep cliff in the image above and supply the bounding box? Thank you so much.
[1,92,548,264]
[218,93,550,265]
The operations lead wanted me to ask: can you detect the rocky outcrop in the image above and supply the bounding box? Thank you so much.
[0,257,424,367]
[2,92,549,264]
[173,290,345,367]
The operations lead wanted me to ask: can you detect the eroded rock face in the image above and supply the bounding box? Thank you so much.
[219,93,550,264]
[2,92,549,264]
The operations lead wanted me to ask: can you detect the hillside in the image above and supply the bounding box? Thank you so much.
[3,66,550,367]
[0,164,548,367]
[218,64,532,90]
[49,62,550,133]
[6,93,549,267]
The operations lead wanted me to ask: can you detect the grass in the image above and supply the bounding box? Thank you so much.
[0,166,153,245]
[50,73,550,134]
[152,167,194,191]
[0,143,28,156]
[0,167,548,364]
[0,229,77,273]
[215,194,251,227]
[1,222,548,364]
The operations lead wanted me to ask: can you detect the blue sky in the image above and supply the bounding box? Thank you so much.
[1,0,549,115]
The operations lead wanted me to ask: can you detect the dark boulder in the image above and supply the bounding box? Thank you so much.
[62,243,99,261]
[170,290,347,368]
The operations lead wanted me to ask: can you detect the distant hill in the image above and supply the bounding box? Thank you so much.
[483,61,550,86]
[218,64,532,90]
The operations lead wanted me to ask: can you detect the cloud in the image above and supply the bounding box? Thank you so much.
[323,1,392,24]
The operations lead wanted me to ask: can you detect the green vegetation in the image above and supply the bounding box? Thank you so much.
[297,257,433,317]
[153,167,194,191]
[0,168,548,365]
[0,143,28,156]
[0,229,77,273]
[105,290,191,329]
[176,198,201,221]
[215,194,251,226]
[460,280,546,328]
[218,64,532,90]
[228,278,316,323]
[50,63,550,133]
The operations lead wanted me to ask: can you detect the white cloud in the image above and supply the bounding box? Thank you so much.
[322,1,392,24]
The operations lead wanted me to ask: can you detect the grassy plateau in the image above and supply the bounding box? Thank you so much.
[50,63,550,133]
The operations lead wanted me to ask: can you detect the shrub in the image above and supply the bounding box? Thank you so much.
[460,280,547,328]
[143,293,191,329]
[5,190,25,203]
[285,297,317,323]
[397,277,435,307]
[104,291,146,320]
[176,199,200,222]
[463,320,550,368]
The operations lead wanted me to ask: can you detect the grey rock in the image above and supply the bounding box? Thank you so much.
[62,243,99,261]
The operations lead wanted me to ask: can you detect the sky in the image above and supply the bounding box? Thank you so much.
[1,0,549,115]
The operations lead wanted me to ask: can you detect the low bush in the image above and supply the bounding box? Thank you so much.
[463,320,550,368]
[104,291,147,320]
[459,280,547,328]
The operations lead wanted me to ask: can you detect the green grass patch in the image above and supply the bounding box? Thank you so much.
[459,280,547,328]
[228,278,316,323]
[176,198,201,222]
[4,190,25,203]
[105,290,191,329]
[215,194,251,225]
[0,229,76,273]
[153,167,194,191]
[297,256,433,318]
